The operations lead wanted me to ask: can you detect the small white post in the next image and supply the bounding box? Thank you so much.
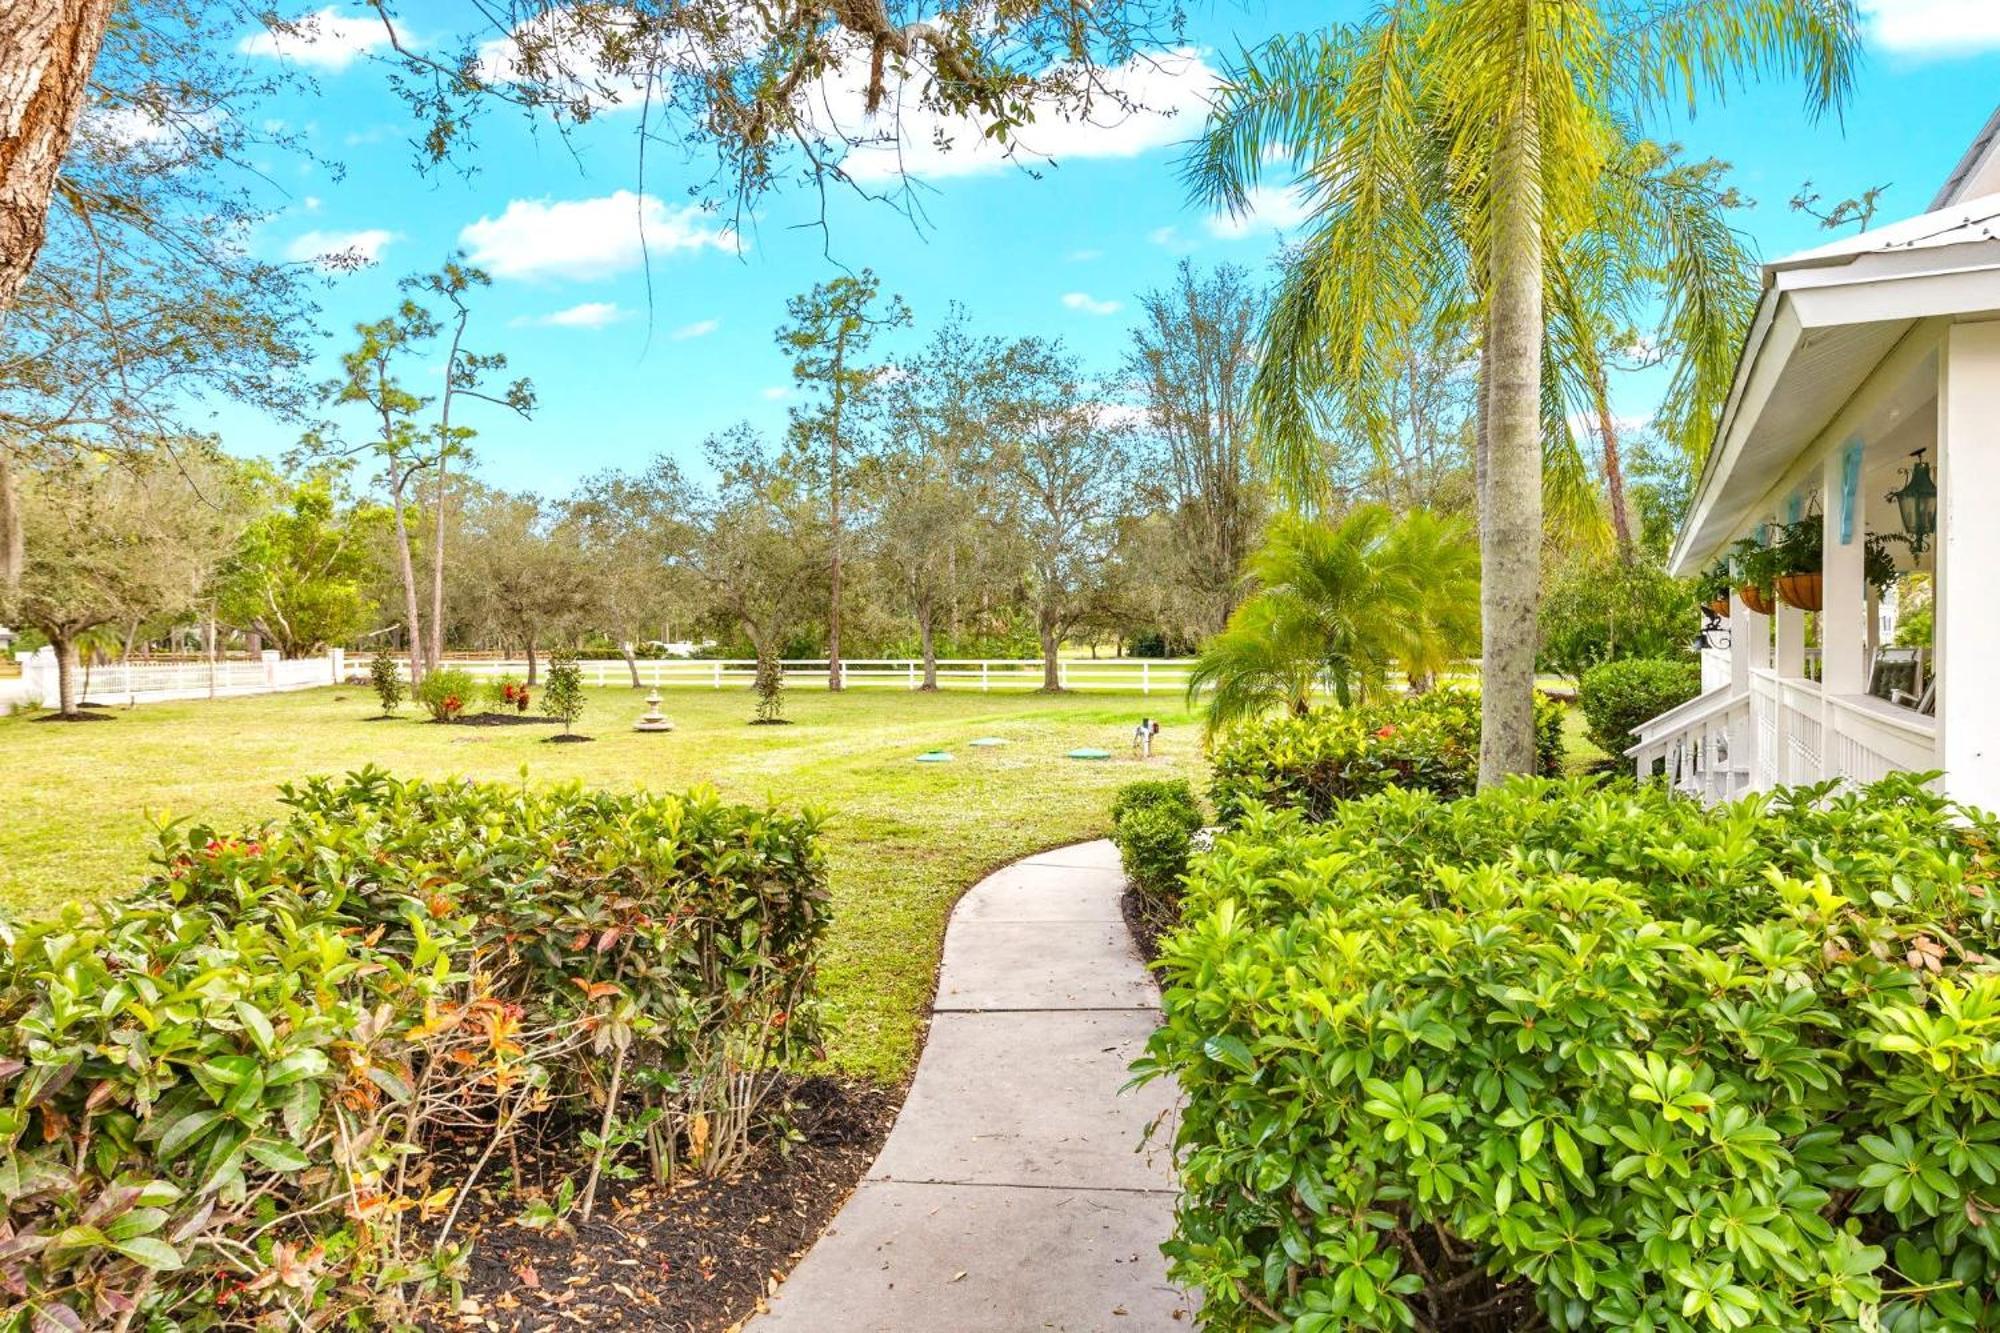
[1059,660,1069,690]
[261,649,280,688]
[1141,661,1151,696]
[981,661,990,692]
[714,660,723,689]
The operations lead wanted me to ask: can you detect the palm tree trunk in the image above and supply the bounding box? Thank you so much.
[0,440,20,595]
[1478,104,1547,787]
[1592,359,1635,558]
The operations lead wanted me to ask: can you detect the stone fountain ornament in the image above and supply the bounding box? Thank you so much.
[633,689,674,733]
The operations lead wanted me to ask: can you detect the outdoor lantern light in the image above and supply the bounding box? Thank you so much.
[1889,448,1938,556]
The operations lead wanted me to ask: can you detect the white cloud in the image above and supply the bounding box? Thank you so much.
[510,301,630,329]
[830,46,1219,182]
[1062,292,1122,317]
[238,6,389,72]
[1862,0,2000,55]
[301,195,322,213]
[1066,248,1103,262]
[1149,224,1197,254]
[761,385,794,401]
[284,227,395,267]
[1207,184,1313,240]
[671,318,721,340]
[457,190,739,281]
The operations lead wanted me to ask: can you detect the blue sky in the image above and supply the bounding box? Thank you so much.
[206,1,2000,497]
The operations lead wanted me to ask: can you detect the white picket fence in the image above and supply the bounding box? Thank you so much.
[14,648,347,709]
[375,656,1198,696]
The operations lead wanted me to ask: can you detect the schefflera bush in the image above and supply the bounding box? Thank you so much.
[0,768,826,1330]
[1207,690,1566,825]
[1138,774,2000,1332]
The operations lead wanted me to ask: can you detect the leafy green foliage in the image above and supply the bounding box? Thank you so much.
[1188,507,1479,733]
[1208,690,1565,825]
[540,655,585,733]
[1139,774,2000,1332]
[368,652,405,715]
[216,474,383,657]
[413,665,476,722]
[1110,779,1206,906]
[753,653,786,724]
[1579,657,1702,759]
[0,770,827,1327]
[1539,552,1695,680]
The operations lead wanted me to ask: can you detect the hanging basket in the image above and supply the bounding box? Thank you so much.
[1702,597,1731,621]
[1776,572,1823,612]
[1738,584,1776,616]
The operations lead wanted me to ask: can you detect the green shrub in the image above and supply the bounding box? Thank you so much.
[413,665,476,722]
[1208,689,1564,824]
[0,769,828,1328]
[1539,550,1695,680]
[1139,774,2000,1332]
[1110,779,1205,904]
[1579,656,1703,760]
[542,654,585,733]
[482,671,528,712]
[368,651,405,714]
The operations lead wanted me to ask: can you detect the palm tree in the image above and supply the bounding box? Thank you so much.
[1189,1,1856,784]
[1187,504,1480,733]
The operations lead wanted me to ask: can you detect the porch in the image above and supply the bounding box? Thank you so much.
[1631,183,2000,805]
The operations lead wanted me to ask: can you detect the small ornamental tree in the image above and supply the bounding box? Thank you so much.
[369,652,405,716]
[753,653,786,724]
[541,653,585,734]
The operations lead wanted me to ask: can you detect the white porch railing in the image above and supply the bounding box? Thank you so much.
[1630,665,1936,801]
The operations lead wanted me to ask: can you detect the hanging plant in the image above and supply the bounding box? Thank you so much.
[1730,536,1780,616]
[1772,518,1823,612]
[1864,533,1902,595]
[1694,561,1733,619]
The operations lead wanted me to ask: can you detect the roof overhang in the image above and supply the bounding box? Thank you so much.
[1668,194,2000,575]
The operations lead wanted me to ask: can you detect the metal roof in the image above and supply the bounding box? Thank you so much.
[1933,105,2000,210]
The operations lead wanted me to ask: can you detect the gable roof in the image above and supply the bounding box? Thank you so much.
[1934,106,2000,210]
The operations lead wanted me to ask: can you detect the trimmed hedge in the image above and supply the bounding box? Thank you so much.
[1139,774,2000,1331]
[1110,779,1205,906]
[1579,656,1703,761]
[0,768,827,1328]
[1208,689,1566,825]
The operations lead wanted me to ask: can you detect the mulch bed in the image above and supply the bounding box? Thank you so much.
[544,734,594,744]
[447,712,563,729]
[32,710,115,723]
[1122,888,1174,972]
[432,1076,896,1332]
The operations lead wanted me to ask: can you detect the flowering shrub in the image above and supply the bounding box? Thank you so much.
[0,769,827,1328]
[485,674,531,713]
[1139,774,2000,1331]
[413,666,477,723]
[1207,689,1565,824]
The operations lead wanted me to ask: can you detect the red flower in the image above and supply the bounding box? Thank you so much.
[1375,725,1397,740]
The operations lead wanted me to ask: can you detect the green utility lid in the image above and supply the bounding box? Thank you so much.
[1066,748,1112,761]
[969,737,1007,747]
[915,751,954,763]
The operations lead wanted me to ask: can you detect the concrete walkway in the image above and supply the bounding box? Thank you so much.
[754,839,1187,1331]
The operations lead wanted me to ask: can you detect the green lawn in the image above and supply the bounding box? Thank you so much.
[0,686,1201,1083]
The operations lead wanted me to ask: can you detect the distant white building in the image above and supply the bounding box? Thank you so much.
[1631,107,2000,808]
[0,626,14,653]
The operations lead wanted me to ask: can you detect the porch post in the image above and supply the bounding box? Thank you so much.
[1774,603,1806,678]
[1729,590,1766,786]
[1937,321,2000,808]
[1821,452,1868,781]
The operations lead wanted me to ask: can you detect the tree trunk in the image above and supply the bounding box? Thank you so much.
[204,606,216,700]
[0,0,114,317]
[827,432,844,693]
[622,641,641,688]
[1040,623,1061,691]
[1592,359,1635,559]
[1477,105,1547,788]
[53,630,75,715]
[388,469,425,686]
[524,638,537,687]
[427,451,448,673]
[0,439,20,595]
[918,610,938,690]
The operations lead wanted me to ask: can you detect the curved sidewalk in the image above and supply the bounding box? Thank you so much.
[754,839,1188,1331]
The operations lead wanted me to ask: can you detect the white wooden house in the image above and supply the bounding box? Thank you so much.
[1630,108,2000,809]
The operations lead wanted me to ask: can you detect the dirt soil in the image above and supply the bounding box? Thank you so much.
[1122,887,1174,971]
[431,1077,896,1332]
